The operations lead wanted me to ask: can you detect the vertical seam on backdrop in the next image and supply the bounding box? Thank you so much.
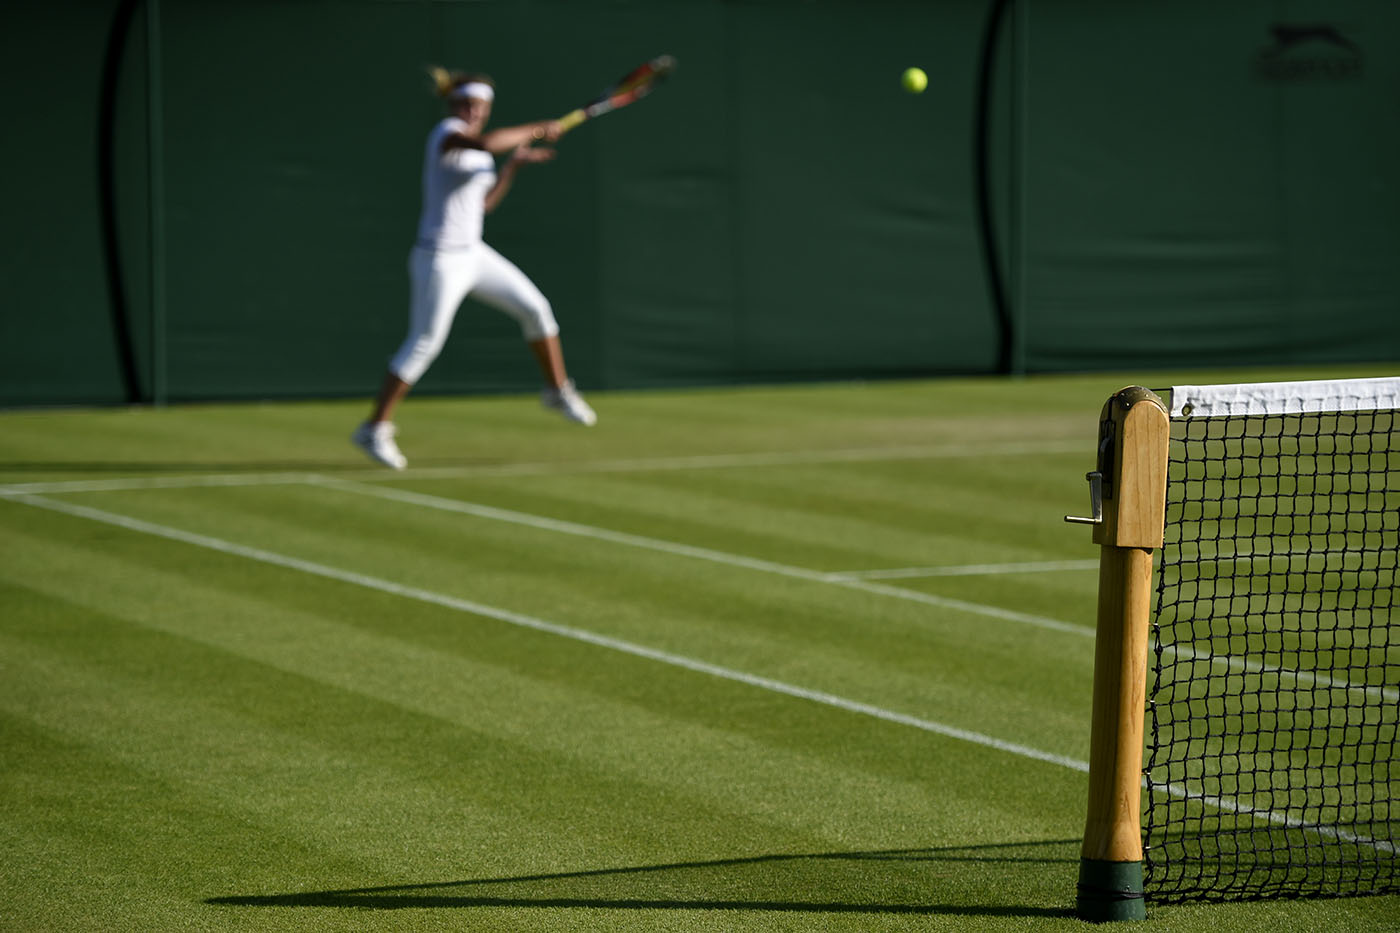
[724,1,747,376]
[145,0,168,405]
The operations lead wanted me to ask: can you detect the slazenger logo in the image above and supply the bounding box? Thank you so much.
[1256,24,1364,81]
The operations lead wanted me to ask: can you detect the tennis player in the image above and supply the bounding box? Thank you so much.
[353,69,596,470]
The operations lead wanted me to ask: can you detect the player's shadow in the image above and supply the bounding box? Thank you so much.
[207,840,1078,917]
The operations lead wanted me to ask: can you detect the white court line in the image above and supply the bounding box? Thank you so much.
[1154,781,1396,855]
[11,491,1393,855]
[0,439,1085,497]
[7,467,1386,703]
[829,559,1100,580]
[307,476,1094,638]
[312,478,1399,705]
[8,492,1086,773]
[387,440,1089,481]
[1180,546,1396,564]
[0,472,324,496]
[1161,643,1398,705]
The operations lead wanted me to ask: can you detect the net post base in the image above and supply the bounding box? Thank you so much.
[1076,858,1145,923]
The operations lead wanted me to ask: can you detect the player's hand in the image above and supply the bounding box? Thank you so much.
[528,121,563,144]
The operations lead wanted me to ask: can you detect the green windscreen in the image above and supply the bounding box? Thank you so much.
[2,1,1395,406]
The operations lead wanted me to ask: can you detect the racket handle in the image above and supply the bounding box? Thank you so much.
[557,109,587,134]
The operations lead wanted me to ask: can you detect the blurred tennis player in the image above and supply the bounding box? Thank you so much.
[353,68,595,470]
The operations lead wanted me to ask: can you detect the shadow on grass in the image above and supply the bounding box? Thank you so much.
[208,840,1078,917]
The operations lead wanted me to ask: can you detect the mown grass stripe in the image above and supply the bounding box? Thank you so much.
[310,477,1095,638]
[828,560,1100,580]
[0,440,1083,496]
[10,492,1089,774]
[13,493,1392,857]
[318,479,1397,705]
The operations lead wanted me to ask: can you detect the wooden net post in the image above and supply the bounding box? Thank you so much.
[1065,387,1170,922]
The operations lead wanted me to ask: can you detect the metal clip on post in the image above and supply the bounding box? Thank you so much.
[1065,471,1104,526]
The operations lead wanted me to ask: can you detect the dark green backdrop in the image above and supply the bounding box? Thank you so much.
[2,0,1396,407]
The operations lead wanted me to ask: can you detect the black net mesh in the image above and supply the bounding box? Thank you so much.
[1144,402,1399,902]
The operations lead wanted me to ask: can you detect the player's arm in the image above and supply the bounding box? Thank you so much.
[439,121,561,156]
[439,131,485,154]
[480,120,563,153]
[484,144,555,214]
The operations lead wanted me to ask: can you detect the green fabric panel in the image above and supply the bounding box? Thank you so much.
[2,1,1394,407]
[151,0,1001,401]
[1272,10,1400,363]
[726,1,998,382]
[586,4,737,389]
[1020,1,1400,371]
[156,0,431,401]
[0,1,128,407]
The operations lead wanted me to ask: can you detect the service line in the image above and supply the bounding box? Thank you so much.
[313,478,1398,706]
[308,476,1094,638]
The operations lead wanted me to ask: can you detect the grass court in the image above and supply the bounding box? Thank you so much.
[1,366,1396,931]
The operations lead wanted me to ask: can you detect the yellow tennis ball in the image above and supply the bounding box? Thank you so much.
[902,67,928,94]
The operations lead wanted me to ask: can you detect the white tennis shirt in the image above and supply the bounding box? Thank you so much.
[415,117,497,250]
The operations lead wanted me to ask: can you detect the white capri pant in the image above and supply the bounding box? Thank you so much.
[390,243,560,385]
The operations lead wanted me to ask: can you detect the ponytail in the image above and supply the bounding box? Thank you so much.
[427,66,459,99]
[427,66,497,100]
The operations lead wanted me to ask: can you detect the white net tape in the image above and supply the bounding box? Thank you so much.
[1170,378,1400,419]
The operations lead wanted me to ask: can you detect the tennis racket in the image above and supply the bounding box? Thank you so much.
[557,55,676,134]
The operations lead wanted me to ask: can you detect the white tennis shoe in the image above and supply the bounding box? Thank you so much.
[542,380,597,426]
[351,421,407,470]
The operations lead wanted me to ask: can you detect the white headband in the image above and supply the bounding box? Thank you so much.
[450,81,494,102]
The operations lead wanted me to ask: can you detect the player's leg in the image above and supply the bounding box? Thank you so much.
[528,334,568,389]
[389,247,475,389]
[353,248,477,467]
[470,244,596,425]
[367,372,412,426]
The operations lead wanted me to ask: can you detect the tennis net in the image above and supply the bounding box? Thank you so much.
[1143,377,1400,902]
